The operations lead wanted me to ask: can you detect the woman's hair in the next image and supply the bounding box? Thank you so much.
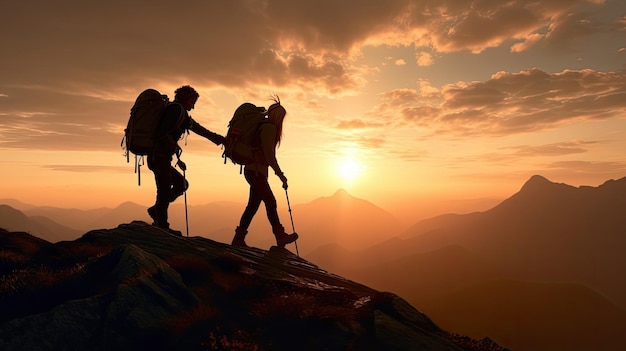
[174,85,200,101]
[266,95,286,146]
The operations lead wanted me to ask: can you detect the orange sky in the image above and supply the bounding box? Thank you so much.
[1,1,625,223]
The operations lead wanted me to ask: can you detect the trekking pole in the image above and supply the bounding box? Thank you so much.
[183,169,189,237]
[284,188,299,256]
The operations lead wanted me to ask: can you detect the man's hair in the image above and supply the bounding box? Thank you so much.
[174,85,199,101]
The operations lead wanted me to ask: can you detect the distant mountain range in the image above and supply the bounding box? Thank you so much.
[306,175,626,351]
[0,188,403,256]
[3,175,626,351]
[0,205,83,242]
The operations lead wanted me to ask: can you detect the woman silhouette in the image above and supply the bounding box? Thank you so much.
[231,97,298,248]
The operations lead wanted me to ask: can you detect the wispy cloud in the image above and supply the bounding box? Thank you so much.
[543,159,626,174]
[504,140,599,157]
[336,119,385,130]
[41,165,129,173]
[376,68,626,137]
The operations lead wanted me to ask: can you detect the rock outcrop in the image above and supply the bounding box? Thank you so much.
[0,222,506,351]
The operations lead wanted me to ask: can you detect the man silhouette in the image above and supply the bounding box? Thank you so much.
[147,85,224,236]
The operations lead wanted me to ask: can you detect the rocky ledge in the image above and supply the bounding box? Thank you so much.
[0,221,507,351]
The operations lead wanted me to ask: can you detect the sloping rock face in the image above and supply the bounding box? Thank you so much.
[0,222,506,351]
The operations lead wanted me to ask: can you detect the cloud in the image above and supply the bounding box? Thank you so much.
[265,0,597,55]
[41,165,129,173]
[543,10,601,49]
[356,136,386,149]
[444,140,607,172]
[0,1,367,97]
[1,0,615,95]
[510,33,544,53]
[336,119,384,130]
[375,68,626,137]
[619,15,626,30]
[415,51,434,66]
[0,0,623,152]
[504,140,598,157]
[280,52,368,94]
[544,160,626,173]
[0,87,129,151]
[539,160,626,182]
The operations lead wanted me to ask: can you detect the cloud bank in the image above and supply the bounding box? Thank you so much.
[0,0,624,153]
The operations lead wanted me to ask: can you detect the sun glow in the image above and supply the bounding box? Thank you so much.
[338,158,363,183]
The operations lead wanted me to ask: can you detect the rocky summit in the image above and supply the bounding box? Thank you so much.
[0,221,507,351]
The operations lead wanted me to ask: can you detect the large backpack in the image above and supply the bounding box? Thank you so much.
[222,102,268,168]
[121,88,182,185]
[123,89,169,156]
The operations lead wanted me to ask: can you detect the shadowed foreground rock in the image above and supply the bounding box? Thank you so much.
[0,222,508,351]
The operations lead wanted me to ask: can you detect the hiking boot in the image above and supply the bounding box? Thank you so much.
[147,206,157,225]
[272,225,299,248]
[231,226,248,247]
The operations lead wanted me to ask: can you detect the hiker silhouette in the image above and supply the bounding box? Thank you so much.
[147,85,224,236]
[231,97,298,248]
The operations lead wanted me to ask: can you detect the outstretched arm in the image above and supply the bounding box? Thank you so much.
[189,119,225,145]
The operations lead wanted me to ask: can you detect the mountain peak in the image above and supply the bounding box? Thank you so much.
[332,188,351,198]
[521,174,552,189]
[517,174,578,196]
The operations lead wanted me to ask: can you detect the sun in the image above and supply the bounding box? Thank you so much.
[338,158,363,183]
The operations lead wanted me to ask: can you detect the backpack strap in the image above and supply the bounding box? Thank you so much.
[161,102,186,135]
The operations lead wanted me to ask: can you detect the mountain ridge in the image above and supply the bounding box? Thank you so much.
[304,174,626,351]
[427,279,626,351]
[0,189,404,255]
[0,205,82,241]
[0,222,506,351]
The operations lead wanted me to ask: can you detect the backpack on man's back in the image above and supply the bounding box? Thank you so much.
[222,102,268,167]
[121,88,183,185]
[123,89,169,157]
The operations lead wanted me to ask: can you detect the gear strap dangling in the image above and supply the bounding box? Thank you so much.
[134,154,145,186]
